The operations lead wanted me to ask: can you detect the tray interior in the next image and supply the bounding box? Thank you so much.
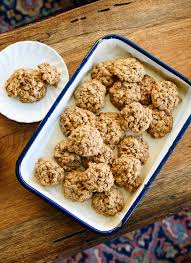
[19,37,191,232]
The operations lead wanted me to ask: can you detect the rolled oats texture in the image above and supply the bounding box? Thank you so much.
[5,68,47,103]
[54,140,81,172]
[112,155,142,192]
[38,63,61,86]
[74,79,106,113]
[118,135,149,164]
[68,125,103,157]
[91,61,115,90]
[151,80,180,111]
[96,112,125,149]
[109,81,141,110]
[139,75,157,105]
[83,163,114,192]
[82,143,114,168]
[121,102,153,132]
[113,58,145,82]
[147,105,173,138]
[59,106,96,136]
[63,170,92,202]
[34,158,64,186]
[92,187,124,216]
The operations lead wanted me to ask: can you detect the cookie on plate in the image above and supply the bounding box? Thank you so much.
[38,63,60,86]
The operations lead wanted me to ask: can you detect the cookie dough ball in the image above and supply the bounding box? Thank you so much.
[82,144,114,168]
[68,125,103,157]
[83,163,114,192]
[113,58,145,83]
[74,80,106,113]
[151,80,180,111]
[96,112,125,149]
[6,69,47,103]
[92,187,124,216]
[54,140,81,172]
[59,106,96,136]
[121,102,153,132]
[147,106,173,138]
[112,155,142,192]
[38,63,60,86]
[91,61,115,90]
[34,158,64,186]
[63,171,92,202]
[109,81,141,110]
[139,75,157,105]
[118,135,149,164]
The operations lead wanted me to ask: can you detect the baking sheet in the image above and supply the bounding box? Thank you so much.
[19,38,191,232]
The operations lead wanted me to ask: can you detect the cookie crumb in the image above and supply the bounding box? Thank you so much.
[92,187,124,216]
[34,158,64,186]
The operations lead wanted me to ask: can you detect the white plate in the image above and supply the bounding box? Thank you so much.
[0,41,69,123]
[16,35,191,234]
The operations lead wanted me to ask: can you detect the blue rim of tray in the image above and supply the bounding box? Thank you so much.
[16,34,191,235]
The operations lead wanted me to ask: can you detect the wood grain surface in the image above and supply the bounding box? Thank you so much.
[0,0,191,262]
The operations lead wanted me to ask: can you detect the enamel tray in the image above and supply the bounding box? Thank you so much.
[16,35,191,234]
[0,41,69,123]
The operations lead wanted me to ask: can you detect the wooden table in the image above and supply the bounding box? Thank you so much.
[0,0,191,262]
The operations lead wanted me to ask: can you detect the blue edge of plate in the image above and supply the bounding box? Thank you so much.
[15,34,191,235]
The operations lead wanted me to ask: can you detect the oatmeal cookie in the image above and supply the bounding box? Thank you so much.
[96,112,125,149]
[82,143,114,168]
[121,102,153,132]
[34,158,64,186]
[147,105,173,138]
[118,135,149,164]
[83,163,114,192]
[109,81,141,110]
[112,155,142,192]
[68,125,103,157]
[91,61,115,90]
[63,171,92,202]
[92,187,124,216]
[151,80,180,111]
[74,79,106,113]
[113,58,145,82]
[5,68,47,103]
[38,63,60,86]
[54,140,81,172]
[59,106,96,136]
[139,75,157,105]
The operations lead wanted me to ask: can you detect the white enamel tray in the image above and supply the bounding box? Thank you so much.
[0,41,69,123]
[16,35,191,234]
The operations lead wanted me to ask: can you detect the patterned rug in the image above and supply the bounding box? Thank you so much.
[1,1,191,262]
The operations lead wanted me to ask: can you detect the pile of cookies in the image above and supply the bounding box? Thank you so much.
[5,63,60,103]
[34,57,181,217]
